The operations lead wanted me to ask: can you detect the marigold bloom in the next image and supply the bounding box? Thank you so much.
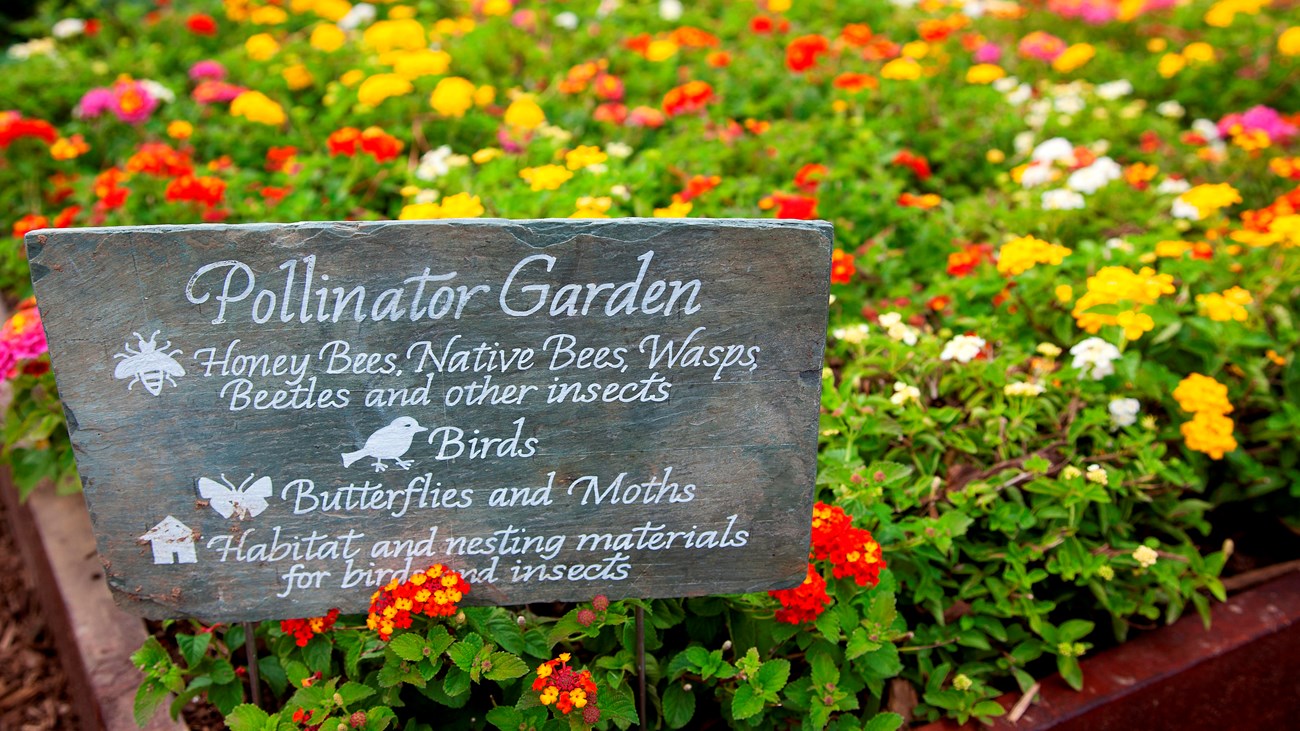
[679,174,721,201]
[786,34,830,72]
[504,96,546,130]
[244,33,280,61]
[359,127,403,162]
[165,175,226,207]
[966,63,1006,84]
[570,196,613,218]
[1173,374,1233,416]
[662,81,713,116]
[769,564,830,624]
[765,192,817,219]
[564,145,607,171]
[833,72,878,92]
[996,235,1071,276]
[653,195,692,217]
[12,214,48,239]
[230,91,286,125]
[167,120,194,140]
[1052,43,1095,73]
[881,57,922,81]
[362,19,426,53]
[1280,27,1300,56]
[430,77,477,118]
[520,164,572,191]
[282,64,314,90]
[310,23,347,52]
[327,126,362,156]
[388,49,452,79]
[126,142,193,177]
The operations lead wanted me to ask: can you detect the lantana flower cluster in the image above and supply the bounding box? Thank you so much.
[532,653,600,724]
[366,564,469,640]
[770,502,886,625]
[280,608,341,647]
[1173,374,1238,460]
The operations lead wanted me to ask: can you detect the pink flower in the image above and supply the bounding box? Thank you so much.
[0,306,48,379]
[973,42,1002,63]
[77,80,158,124]
[1018,31,1067,62]
[75,88,115,118]
[1217,106,1297,144]
[189,59,226,81]
[192,80,245,104]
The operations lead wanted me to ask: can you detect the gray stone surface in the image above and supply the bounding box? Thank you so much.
[28,219,832,622]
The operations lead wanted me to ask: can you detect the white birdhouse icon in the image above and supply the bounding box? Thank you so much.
[139,516,198,565]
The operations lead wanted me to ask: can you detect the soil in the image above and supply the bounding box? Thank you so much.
[0,495,77,731]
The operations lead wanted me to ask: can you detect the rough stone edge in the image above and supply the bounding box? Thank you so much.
[0,477,189,731]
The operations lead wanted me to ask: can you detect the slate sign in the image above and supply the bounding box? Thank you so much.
[28,219,832,622]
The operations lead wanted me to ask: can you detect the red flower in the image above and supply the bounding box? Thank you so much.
[794,163,828,192]
[840,23,873,47]
[367,564,469,640]
[266,146,299,173]
[769,564,830,624]
[94,167,130,210]
[662,81,714,117]
[946,242,992,276]
[830,249,855,285]
[327,127,362,156]
[786,34,830,73]
[186,13,218,35]
[533,654,599,717]
[165,175,226,207]
[126,142,194,177]
[53,205,80,228]
[892,150,932,181]
[810,502,886,587]
[359,127,403,162]
[766,192,818,219]
[280,609,340,647]
[680,174,721,201]
[833,73,878,92]
[12,214,48,239]
[0,112,58,148]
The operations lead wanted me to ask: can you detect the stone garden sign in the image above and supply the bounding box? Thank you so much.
[28,219,832,622]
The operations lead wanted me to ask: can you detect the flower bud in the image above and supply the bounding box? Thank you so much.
[592,594,610,611]
[721,640,732,651]
[350,711,367,728]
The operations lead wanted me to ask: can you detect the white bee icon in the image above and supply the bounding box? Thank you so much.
[114,331,185,396]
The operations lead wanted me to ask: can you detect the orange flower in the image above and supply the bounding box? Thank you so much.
[833,72,878,92]
[830,249,855,284]
[769,564,830,624]
[662,81,713,116]
[11,214,48,239]
[366,564,469,640]
[786,34,830,72]
[280,609,339,647]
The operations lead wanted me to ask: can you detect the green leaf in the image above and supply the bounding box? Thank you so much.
[303,635,333,673]
[131,637,170,672]
[1058,655,1084,691]
[731,684,766,720]
[809,650,839,687]
[755,659,790,695]
[208,680,245,715]
[443,666,471,697]
[485,705,525,730]
[258,655,288,697]
[864,712,904,731]
[426,625,455,657]
[846,628,881,661]
[133,679,170,727]
[338,681,375,705]
[447,633,484,672]
[973,700,1007,717]
[177,633,212,668]
[661,683,696,729]
[389,633,427,663]
[208,658,237,686]
[484,651,530,681]
[225,704,271,731]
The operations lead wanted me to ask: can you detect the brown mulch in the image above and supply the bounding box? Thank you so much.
[0,496,77,731]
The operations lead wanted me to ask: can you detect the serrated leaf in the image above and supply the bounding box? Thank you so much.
[225,704,271,731]
[864,712,904,731]
[389,633,427,662]
[258,655,288,696]
[426,625,455,656]
[731,684,766,720]
[303,635,332,673]
[755,659,790,695]
[661,683,696,729]
[846,628,881,660]
[447,633,484,672]
[485,705,525,730]
[208,658,237,685]
[133,679,170,727]
[484,651,530,681]
[338,680,375,705]
[443,666,471,697]
[130,636,170,671]
[177,633,212,668]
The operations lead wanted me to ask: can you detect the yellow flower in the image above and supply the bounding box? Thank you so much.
[387,49,451,79]
[966,64,1005,84]
[357,73,413,107]
[1173,373,1233,415]
[1052,43,1095,73]
[474,85,496,107]
[565,145,607,171]
[1280,27,1300,56]
[1147,38,1168,52]
[388,5,417,19]
[1115,309,1154,340]
[504,96,546,130]
[1157,52,1185,78]
[482,0,512,16]
[902,41,929,59]
[398,192,485,219]
[1179,183,1241,217]
[1196,287,1252,322]
[569,688,588,708]
[768,0,792,12]
[520,164,573,191]
[230,90,286,125]
[1182,42,1215,63]
[245,33,281,61]
[250,5,288,24]
[539,686,559,705]
[430,77,477,117]
[986,149,1005,163]
[645,39,678,62]
[571,196,613,218]
[1055,285,1073,304]
[307,0,352,22]
[881,58,923,81]
[310,23,347,52]
[339,69,365,87]
[282,64,315,90]
[362,19,426,53]
[167,120,194,140]
[1072,266,1173,335]
[472,147,502,164]
[997,235,1071,275]
[49,135,88,160]
[1155,240,1193,258]
[654,195,692,217]
[1181,411,1237,459]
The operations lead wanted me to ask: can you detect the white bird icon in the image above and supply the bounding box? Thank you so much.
[341,417,428,472]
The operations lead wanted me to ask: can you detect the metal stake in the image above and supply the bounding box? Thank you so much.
[243,622,262,708]
[635,606,647,731]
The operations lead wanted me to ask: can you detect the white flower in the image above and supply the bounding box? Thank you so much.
[658,0,683,21]
[1132,545,1158,568]
[1095,80,1133,100]
[891,381,922,406]
[1069,337,1121,380]
[1156,100,1185,118]
[1021,162,1056,188]
[1109,397,1140,427]
[1006,83,1033,106]
[416,146,455,180]
[605,141,633,158]
[7,38,56,59]
[610,184,631,200]
[832,323,870,344]
[1042,188,1085,210]
[1191,118,1221,142]
[876,313,918,344]
[1031,137,1075,165]
[139,79,174,103]
[992,76,1019,94]
[1014,131,1036,156]
[339,3,376,30]
[940,335,986,364]
[1054,94,1085,116]
[52,18,86,39]
[1004,381,1044,397]
[554,11,579,30]
[1156,176,1191,195]
[1171,196,1202,220]
[413,188,440,204]
[1066,156,1122,194]
[1061,465,1082,480]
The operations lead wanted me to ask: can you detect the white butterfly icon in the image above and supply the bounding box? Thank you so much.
[197,474,273,520]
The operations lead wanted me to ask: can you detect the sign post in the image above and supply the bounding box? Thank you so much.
[28,218,832,621]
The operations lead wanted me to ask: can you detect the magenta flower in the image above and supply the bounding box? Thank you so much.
[1218,106,1297,144]
[75,87,115,118]
[973,42,1002,64]
[75,80,158,124]
[1018,31,1067,62]
[189,59,227,81]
